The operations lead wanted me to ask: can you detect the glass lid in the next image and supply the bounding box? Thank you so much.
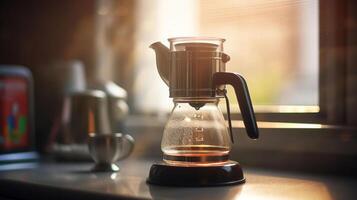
[168,37,225,52]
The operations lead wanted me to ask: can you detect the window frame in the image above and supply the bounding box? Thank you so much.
[225,0,355,127]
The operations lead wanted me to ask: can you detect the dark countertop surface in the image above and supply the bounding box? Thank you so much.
[0,158,356,200]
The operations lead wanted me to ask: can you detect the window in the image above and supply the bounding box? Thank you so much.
[133,0,319,115]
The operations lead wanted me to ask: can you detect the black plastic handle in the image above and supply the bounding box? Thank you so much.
[212,72,259,139]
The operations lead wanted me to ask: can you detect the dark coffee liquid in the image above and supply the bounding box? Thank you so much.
[163,145,229,165]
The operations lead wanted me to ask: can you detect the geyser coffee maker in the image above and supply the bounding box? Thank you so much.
[147,37,259,186]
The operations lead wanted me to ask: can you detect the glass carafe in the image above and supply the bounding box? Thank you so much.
[161,98,231,166]
[148,37,259,186]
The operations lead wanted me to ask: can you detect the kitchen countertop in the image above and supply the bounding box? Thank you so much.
[0,159,356,200]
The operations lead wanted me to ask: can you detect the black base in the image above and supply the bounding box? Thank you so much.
[147,161,245,187]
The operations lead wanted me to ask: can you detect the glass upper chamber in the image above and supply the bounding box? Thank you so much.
[161,98,231,165]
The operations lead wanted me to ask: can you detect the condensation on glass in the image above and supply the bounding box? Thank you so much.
[161,99,231,165]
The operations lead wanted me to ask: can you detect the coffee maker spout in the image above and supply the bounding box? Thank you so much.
[150,42,170,86]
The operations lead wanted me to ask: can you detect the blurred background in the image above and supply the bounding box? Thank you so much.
[0,0,319,108]
[0,0,356,171]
